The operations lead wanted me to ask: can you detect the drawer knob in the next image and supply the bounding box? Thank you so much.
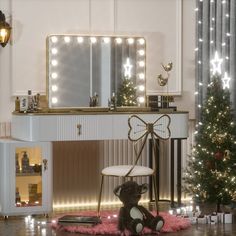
[43,159,48,171]
[77,124,82,135]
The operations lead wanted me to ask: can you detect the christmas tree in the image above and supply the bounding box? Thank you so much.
[184,71,236,212]
[116,77,137,106]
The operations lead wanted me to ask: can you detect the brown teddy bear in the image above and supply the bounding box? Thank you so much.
[114,181,164,235]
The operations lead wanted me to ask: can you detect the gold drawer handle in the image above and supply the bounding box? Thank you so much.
[77,124,82,135]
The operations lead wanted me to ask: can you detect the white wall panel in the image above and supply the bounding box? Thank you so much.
[0,0,196,121]
[10,0,182,95]
[11,0,89,95]
[90,0,115,31]
[116,0,182,95]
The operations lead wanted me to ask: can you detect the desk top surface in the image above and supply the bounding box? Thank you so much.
[12,108,189,116]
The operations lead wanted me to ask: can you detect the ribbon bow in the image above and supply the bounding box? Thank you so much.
[128,114,171,142]
[124,114,171,177]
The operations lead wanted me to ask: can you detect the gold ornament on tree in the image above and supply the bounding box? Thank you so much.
[223,150,230,161]
[212,133,227,145]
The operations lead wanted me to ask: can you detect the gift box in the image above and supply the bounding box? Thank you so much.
[190,216,197,224]
[221,212,233,224]
[217,212,224,223]
[210,213,218,223]
[194,211,201,218]
[186,211,194,218]
[197,215,207,224]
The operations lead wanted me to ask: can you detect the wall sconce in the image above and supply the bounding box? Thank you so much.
[0,10,11,47]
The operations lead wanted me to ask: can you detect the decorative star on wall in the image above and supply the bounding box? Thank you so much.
[211,51,223,75]
[124,58,133,78]
[222,72,231,89]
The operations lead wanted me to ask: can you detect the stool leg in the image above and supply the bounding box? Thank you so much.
[97,175,104,217]
[152,175,159,215]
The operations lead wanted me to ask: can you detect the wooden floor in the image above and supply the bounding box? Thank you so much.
[1,203,235,236]
[0,214,235,236]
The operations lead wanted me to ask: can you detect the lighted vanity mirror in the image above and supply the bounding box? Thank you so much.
[47,35,146,109]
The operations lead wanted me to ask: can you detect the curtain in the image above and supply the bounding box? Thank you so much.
[195,0,236,121]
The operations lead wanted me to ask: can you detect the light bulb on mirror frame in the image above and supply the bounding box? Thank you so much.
[139,73,145,80]
[127,38,134,44]
[138,38,145,45]
[64,36,71,43]
[138,96,145,103]
[139,85,145,91]
[51,97,58,104]
[77,37,84,43]
[138,50,145,56]
[115,38,122,44]
[51,72,58,79]
[51,36,58,43]
[90,37,97,44]
[138,61,145,67]
[51,48,58,55]
[51,60,58,66]
[51,85,58,92]
[103,37,110,43]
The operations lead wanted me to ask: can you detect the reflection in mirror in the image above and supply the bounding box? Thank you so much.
[47,35,146,108]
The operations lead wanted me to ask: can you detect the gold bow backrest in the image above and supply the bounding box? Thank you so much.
[124,114,171,176]
[128,114,171,142]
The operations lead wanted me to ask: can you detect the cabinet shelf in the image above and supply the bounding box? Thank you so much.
[16,172,42,177]
[0,140,52,216]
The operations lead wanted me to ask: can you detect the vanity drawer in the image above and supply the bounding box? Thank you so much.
[11,115,57,141]
[57,115,113,141]
[11,112,189,141]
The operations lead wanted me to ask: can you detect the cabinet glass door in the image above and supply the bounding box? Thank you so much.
[15,147,43,208]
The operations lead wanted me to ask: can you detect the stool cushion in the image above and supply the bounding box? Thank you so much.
[102,165,154,177]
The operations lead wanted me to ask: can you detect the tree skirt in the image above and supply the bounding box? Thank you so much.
[51,210,191,235]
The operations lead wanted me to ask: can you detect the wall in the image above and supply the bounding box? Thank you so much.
[0,0,196,208]
[0,0,196,124]
[175,0,196,118]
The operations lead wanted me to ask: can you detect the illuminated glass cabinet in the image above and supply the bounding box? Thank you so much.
[0,140,52,216]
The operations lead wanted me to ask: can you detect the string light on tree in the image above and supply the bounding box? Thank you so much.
[116,76,137,107]
[184,52,236,212]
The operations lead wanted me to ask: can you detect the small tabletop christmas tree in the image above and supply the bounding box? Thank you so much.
[117,76,137,106]
[184,53,236,212]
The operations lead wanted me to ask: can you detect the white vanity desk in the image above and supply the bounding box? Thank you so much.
[11,110,189,208]
[11,111,188,142]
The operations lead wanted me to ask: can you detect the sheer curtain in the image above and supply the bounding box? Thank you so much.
[195,0,236,121]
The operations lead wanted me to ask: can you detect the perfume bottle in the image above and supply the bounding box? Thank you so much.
[109,92,116,111]
[27,90,34,112]
[15,187,21,204]
[94,92,99,107]
[21,151,30,173]
[15,97,20,112]
[15,153,20,173]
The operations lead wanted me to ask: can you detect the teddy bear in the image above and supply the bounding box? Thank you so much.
[113,181,164,235]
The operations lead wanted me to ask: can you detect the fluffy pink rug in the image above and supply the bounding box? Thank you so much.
[51,210,191,235]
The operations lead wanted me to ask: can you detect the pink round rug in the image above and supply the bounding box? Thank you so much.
[51,210,191,235]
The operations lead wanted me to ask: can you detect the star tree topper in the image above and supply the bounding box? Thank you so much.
[210,51,231,90]
[211,51,223,75]
[222,72,231,89]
